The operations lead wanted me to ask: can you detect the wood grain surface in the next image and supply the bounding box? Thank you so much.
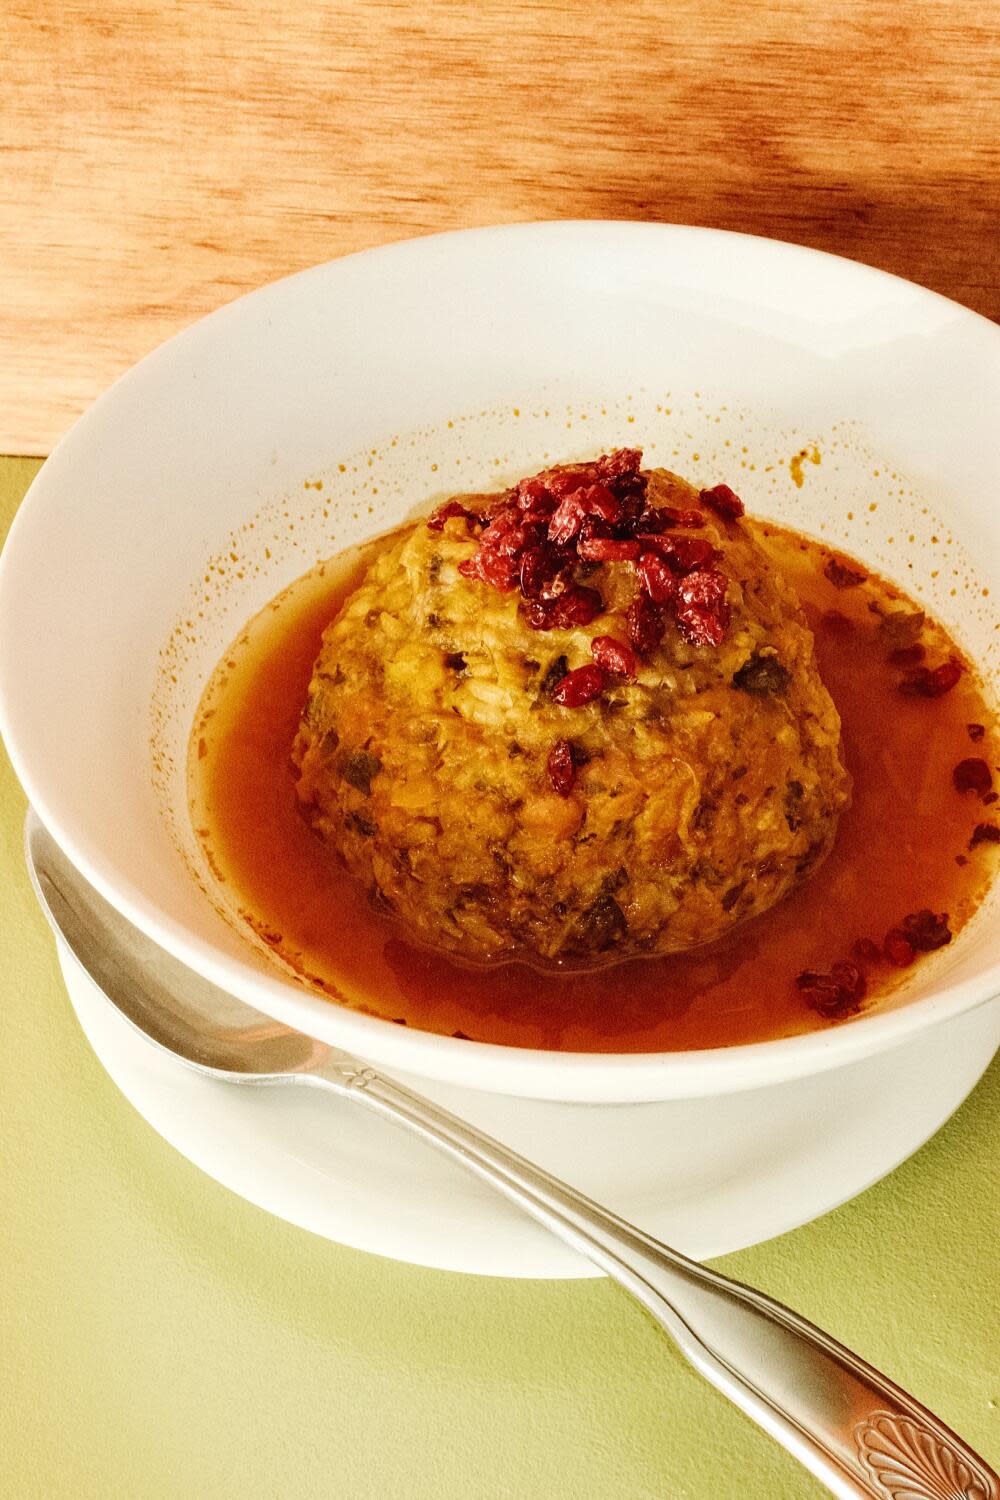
[1,0,998,455]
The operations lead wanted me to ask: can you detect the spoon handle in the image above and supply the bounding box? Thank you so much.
[305,1058,998,1500]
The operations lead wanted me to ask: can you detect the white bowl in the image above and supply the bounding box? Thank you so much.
[1,222,999,1121]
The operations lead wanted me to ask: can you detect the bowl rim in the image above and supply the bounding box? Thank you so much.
[3,219,1000,1103]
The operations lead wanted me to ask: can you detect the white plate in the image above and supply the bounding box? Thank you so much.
[58,937,1000,1276]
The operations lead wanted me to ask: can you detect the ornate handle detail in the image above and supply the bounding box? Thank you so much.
[855,1413,998,1500]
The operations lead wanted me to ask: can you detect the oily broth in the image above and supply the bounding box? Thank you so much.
[188,523,999,1052]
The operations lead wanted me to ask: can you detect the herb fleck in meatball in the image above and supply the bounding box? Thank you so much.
[292,452,851,963]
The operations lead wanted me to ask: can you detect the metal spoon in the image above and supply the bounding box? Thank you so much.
[25,807,997,1500]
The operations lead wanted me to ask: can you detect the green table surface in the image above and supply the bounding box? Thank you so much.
[1,453,998,1499]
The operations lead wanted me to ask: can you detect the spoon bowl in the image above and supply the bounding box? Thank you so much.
[26,809,331,1079]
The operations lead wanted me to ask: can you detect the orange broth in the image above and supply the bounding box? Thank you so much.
[189,524,999,1051]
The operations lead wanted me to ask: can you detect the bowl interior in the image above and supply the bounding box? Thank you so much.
[2,223,999,1099]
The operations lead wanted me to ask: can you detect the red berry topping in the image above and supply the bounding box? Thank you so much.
[887,644,926,667]
[524,586,604,631]
[576,483,622,523]
[547,495,587,547]
[636,552,678,605]
[458,550,519,591]
[452,450,741,664]
[700,483,744,520]
[898,909,952,951]
[483,498,522,529]
[824,557,867,589]
[518,546,562,598]
[551,663,608,707]
[591,635,638,680]
[547,739,576,797]
[513,476,557,514]
[427,500,473,531]
[593,446,643,479]
[675,569,730,648]
[639,534,719,574]
[652,506,706,530]
[898,660,963,698]
[576,537,642,562]
[626,594,665,656]
[795,961,866,1019]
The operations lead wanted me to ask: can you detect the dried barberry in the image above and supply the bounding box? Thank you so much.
[518,545,562,598]
[481,508,517,542]
[898,659,963,698]
[577,483,622,523]
[967,723,986,742]
[427,500,473,531]
[630,507,666,535]
[795,961,866,1019]
[546,495,587,547]
[899,909,952,951]
[501,522,544,559]
[887,644,926,667]
[544,470,594,500]
[970,823,1000,849]
[594,447,643,480]
[953,757,993,796]
[524,586,604,631]
[591,635,638,680]
[547,483,622,545]
[458,550,519,591]
[640,534,719,574]
[636,551,678,605]
[636,552,677,604]
[551,663,608,707]
[657,506,706,530]
[456,449,739,665]
[576,537,642,562]
[626,594,665,655]
[512,475,552,509]
[672,536,721,573]
[823,556,867,589]
[700,483,744,520]
[539,561,577,599]
[547,739,577,797]
[675,569,730,648]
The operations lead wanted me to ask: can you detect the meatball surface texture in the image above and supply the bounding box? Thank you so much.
[293,460,851,963]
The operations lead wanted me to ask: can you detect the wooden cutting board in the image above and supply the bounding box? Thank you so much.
[2,0,998,455]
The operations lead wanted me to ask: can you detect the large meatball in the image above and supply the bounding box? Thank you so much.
[292,454,850,964]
